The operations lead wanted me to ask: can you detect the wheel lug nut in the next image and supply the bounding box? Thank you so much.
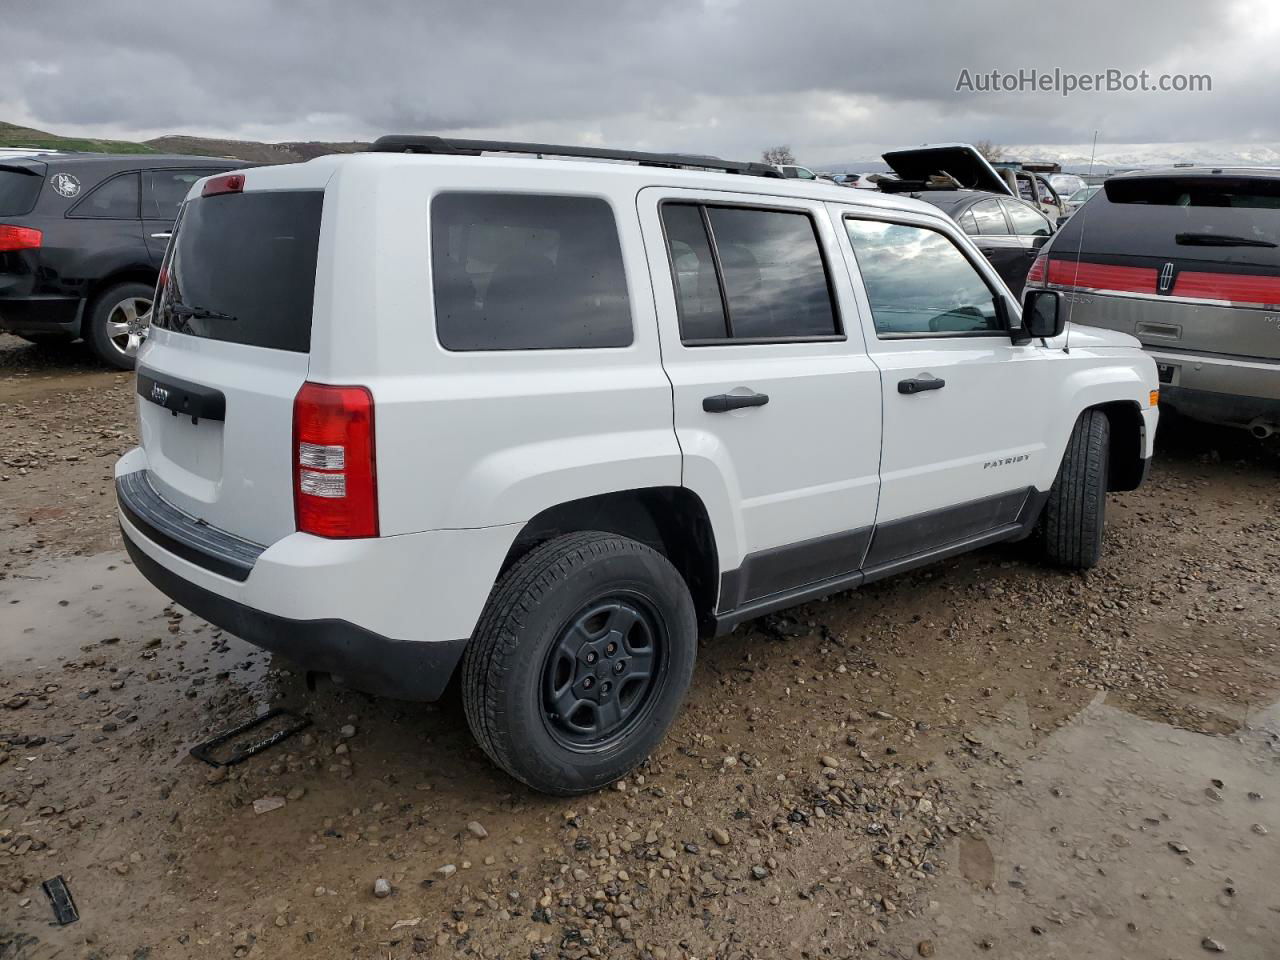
[606,642,617,655]
[614,662,624,674]
[586,652,597,663]
[583,677,593,689]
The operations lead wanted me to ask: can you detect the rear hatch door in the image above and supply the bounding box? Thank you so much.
[137,181,324,546]
[1049,174,1280,360]
[0,159,48,299]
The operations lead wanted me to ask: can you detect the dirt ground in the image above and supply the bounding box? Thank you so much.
[1,332,1278,960]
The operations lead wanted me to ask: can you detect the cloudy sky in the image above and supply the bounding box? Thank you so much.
[5,0,1280,165]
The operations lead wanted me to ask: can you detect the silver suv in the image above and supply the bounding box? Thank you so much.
[1029,168,1280,438]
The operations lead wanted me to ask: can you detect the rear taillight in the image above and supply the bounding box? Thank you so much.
[1046,259,1158,295]
[292,382,378,538]
[1172,270,1280,305]
[202,173,245,197]
[0,225,42,252]
[1026,253,1047,286]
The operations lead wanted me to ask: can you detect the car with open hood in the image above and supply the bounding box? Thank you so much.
[877,144,1058,294]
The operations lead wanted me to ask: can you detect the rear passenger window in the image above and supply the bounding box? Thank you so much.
[69,172,139,219]
[846,219,1004,337]
[1004,201,1052,237]
[970,199,1009,236]
[659,202,839,342]
[431,193,632,351]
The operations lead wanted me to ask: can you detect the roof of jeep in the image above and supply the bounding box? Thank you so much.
[257,151,951,219]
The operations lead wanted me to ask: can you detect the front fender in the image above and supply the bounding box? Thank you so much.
[1043,352,1158,485]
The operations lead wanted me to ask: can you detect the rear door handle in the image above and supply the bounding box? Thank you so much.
[703,391,770,413]
[150,232,172,239]
[898,376,946,395]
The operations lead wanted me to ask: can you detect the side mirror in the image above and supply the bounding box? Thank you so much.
[1020,289,1065,341]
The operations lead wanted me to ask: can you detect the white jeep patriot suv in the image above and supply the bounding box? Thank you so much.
[116,137,1158,794]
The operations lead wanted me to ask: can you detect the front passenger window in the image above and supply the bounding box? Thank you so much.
[845,219,1004,337]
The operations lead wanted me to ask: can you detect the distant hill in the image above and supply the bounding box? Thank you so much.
[0,121,368,163]
[0,120,156,155]
[143,135,368,164]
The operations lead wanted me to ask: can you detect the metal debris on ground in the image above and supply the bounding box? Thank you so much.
[42,875,79,925]
[189,707,311,767]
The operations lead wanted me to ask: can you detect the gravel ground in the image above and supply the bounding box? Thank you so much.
[1,333,1278,959]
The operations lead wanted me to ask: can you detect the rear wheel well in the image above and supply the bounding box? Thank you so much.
[81,270,158,338]
[1092,400,1146,491]
[502,488,720,636]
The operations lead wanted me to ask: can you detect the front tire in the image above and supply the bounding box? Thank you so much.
[1040,409,1110,569]
[462,532,697,795]
[86,281,152,370]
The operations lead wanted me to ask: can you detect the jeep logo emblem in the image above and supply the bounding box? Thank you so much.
[150,384,170,405]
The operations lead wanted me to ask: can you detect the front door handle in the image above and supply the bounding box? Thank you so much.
[898,376,946,395]
[150,232,172,239]
[703,391,770,413]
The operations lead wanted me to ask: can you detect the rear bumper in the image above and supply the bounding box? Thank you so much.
[0,294,83,335]
[115,449,520,702]
[1148,348,1280,428]
[122,529,468,701]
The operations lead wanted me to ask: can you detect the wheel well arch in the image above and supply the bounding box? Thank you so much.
[80,268,158,337]
[502,487,720,636]
[1092,400,1146,491]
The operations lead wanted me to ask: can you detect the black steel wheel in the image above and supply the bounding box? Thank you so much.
[541,594,667,751]
[462,531,697,795]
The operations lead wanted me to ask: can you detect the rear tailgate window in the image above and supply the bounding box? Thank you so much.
[1057,175,1280,267]
[154,190,323,352]
[0,163,45,216]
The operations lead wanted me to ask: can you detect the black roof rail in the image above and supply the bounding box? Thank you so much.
[368,135,784,178]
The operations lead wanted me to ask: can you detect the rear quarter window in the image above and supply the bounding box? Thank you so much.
[431,193,633,351]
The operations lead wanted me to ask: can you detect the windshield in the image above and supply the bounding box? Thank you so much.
[153,190,323,352]
[1057,175,1280,264]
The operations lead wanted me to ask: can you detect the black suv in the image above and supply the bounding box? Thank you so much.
[0,153,240,368]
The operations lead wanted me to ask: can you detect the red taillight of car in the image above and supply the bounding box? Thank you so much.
[292,382,379,539]
[1046,259,1158,295]
[1172,270,1280,305]
[0,224,42,252]
[202,173,245,197]
[1026,253,1048,286]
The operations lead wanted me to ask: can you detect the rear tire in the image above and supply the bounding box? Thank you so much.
[86,281,152,370]
[462,531,697,795]
[1040,409,1110,569]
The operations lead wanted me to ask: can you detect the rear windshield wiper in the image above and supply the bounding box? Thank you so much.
[1175,232,1278,248]
[169,303,238,322]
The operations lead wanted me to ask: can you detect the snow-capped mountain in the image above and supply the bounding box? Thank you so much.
[1002,142,1280,170]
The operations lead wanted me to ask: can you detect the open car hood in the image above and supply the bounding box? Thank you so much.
[881,143,1013,196]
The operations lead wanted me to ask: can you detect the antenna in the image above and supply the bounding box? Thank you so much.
[1063,129,1099,354]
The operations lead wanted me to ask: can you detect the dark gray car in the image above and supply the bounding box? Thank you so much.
[1028,167,1280,437]
[0,152,239,368]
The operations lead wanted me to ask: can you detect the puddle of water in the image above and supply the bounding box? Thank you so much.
[0,550,273,693]
[903,695,1280,959]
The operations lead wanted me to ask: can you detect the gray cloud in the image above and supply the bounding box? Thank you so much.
[4,0,1276,164]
